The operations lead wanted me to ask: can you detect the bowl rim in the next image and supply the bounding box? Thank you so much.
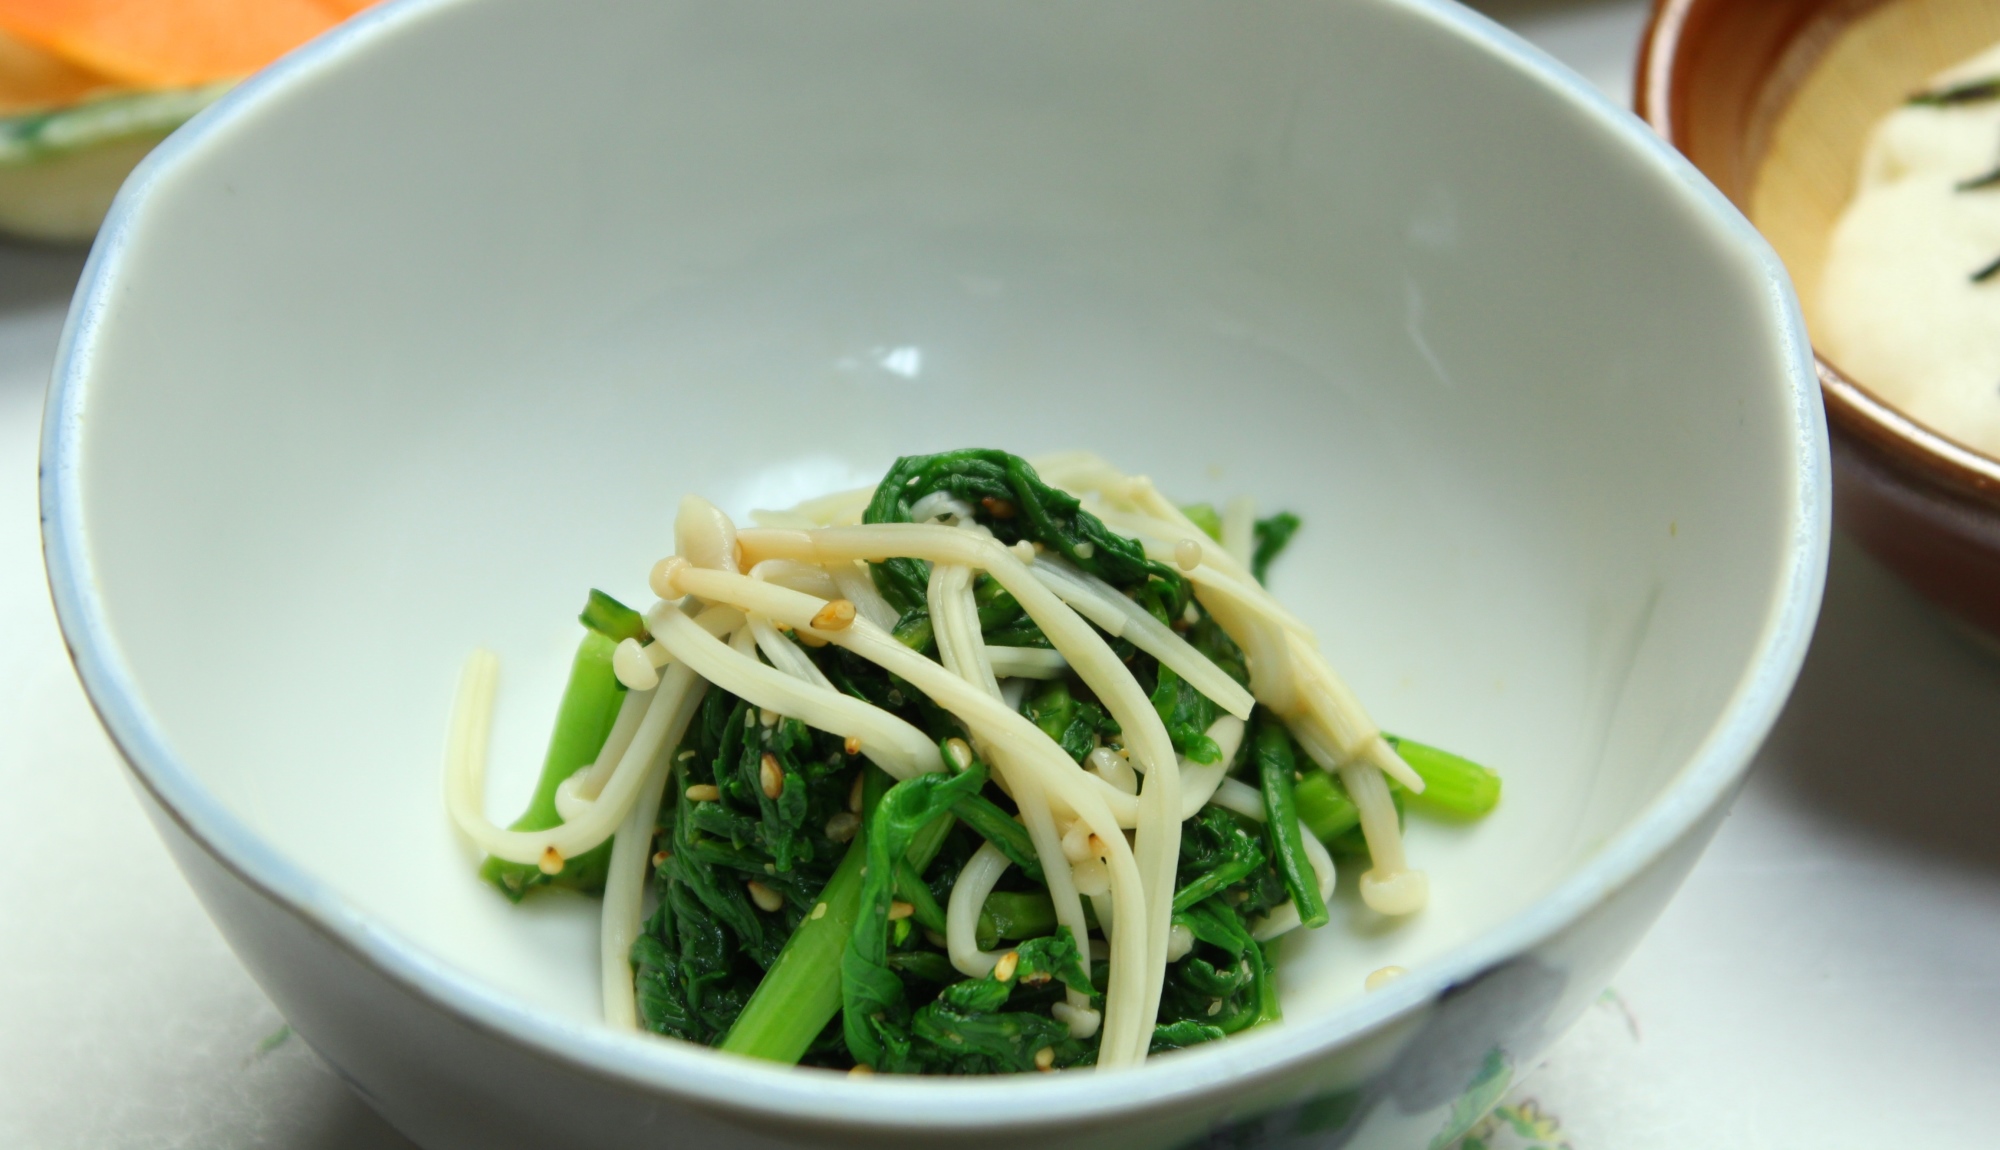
[40,0,1831,1132]
[1636,0,2000,512]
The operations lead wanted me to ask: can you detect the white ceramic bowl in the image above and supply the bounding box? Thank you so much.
[40,1,1828,1147]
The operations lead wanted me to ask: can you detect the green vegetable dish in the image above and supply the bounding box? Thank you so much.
[445,449,1500,1073]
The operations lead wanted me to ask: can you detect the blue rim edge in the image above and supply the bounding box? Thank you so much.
[36,0,1832,1132]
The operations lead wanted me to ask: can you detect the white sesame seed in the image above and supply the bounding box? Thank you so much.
[1061,821,1093,863]
[825,812,861,843]
[1033,1046,1055,1072]
[887,901,914,921]
[1365,965,1409,992]
[1207,999,1222,1016]
[1069,857,1110,897]
[760,753,784,799]
[746,880,783,913]
[944,737,973,772]
[685,784,721,802]
[993,951,1019,983]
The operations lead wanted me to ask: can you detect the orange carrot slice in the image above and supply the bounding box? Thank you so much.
[0,0,375,89]
[0,27,117,115]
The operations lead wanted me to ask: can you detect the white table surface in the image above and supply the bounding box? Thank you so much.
[5,3,1997,1147]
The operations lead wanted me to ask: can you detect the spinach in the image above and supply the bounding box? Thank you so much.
[489,450,1524,1082]
[1388,734,1503,818]
[723,764,952,1065]
[637,688,864,1049]
[1255,717,1328,929]
[478,629,624,901]
[1150,662,1221,764]
[843,763,994,1070]
[1022,678,1119,763]
[1248,512,1296,584]
[1161,898,1281,1036]
[1151,801,1288,1045]
[1151,1019,1227,1053]
[578,587,647,643]
[893,856,950,933]
[890,609,934,654]
[1294,769,1360,844]
[1128,572,1195,630]
[1186,606,1250,688]
[975,890,1059,950]
[1250,512,1301,585]
[1172,807,1270,912]
[1179,503,1224,542]
[727,714,838,875]
[948,791,1045,882]
[861,449,1186,611]
[631,928,698,1042]
[887,950,960,984]
[908,931,1097,1073]
[976,578,1053,649]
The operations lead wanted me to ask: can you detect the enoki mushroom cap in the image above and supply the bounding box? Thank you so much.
[651,555,691,598]
[1359,867,1429,916]
[612,637,660,690]
[676,494,740,573]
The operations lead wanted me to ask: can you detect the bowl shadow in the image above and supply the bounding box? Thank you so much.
[1756,531,2000,872]
[0,242,86,317]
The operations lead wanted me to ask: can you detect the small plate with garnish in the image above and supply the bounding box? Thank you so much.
[1640,0,2000,647]
[0,0,377,243]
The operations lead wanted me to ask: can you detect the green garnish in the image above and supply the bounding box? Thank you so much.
[1909,76,2000,106]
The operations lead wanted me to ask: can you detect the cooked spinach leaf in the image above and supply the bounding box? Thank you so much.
[1250,512,1301,585]
[862,449,1185,610]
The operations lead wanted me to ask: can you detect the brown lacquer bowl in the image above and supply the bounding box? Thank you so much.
[1639,0,2000,645]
